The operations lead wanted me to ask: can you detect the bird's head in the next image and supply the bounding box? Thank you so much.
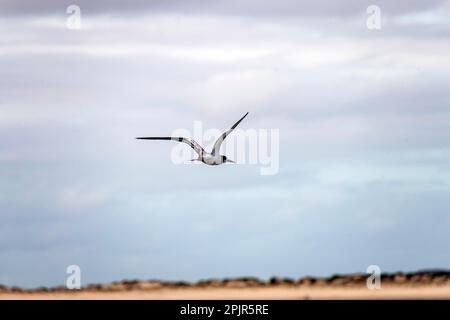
[222,155,235,163]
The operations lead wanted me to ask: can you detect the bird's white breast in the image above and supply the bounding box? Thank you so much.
[201,155,223,165]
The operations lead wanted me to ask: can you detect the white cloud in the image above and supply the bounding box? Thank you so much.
[58,186,109,212]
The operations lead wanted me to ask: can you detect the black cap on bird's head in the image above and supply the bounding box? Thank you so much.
[221,155,235,163]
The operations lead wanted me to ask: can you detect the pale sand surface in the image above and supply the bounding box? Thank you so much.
[1,285,450,300]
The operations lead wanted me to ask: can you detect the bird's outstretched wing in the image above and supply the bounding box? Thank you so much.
[211,112,248,156]
[136,137,205,156]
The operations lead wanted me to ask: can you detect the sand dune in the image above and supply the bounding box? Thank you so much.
[2,270,450,300]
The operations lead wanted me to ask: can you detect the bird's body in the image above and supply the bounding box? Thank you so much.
[136,112,248,166]
[197,154,226,165]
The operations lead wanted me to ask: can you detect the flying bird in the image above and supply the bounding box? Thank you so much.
[136,112,249,165]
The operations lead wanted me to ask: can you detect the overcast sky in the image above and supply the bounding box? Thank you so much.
[1,0,450,288]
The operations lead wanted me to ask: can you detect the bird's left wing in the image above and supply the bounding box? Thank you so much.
[136,136,205,156]
[211,112,248,156]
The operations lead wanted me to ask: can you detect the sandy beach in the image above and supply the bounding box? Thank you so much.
[1,285,450,300]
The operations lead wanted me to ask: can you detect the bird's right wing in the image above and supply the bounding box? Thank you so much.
[135,137,205,156]
[211,112,248,156]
